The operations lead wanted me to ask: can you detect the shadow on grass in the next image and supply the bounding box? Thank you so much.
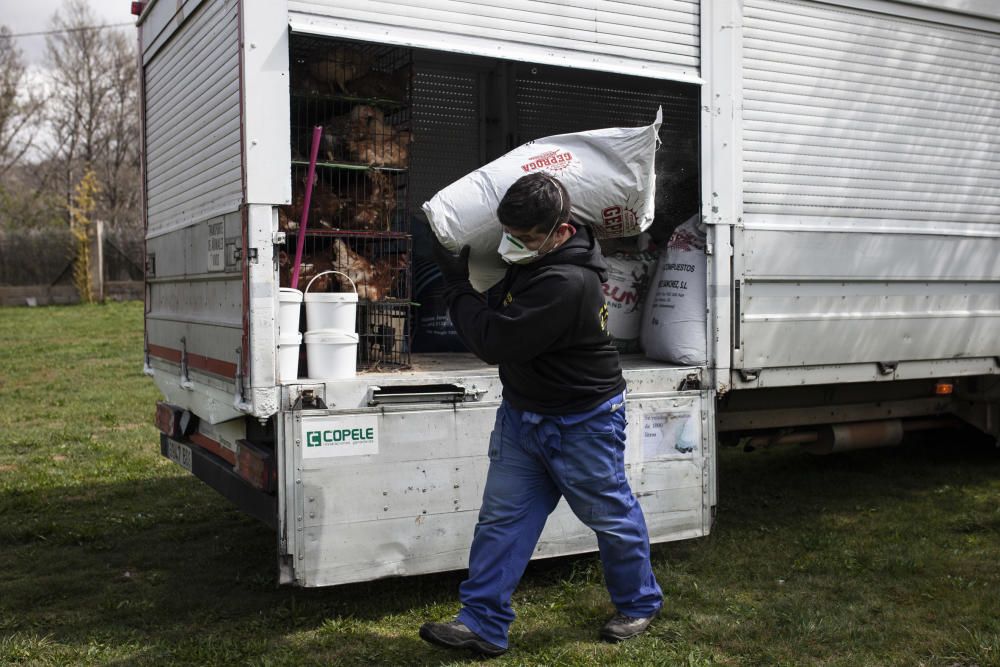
[1,429,998,664]
[0,471,484,665]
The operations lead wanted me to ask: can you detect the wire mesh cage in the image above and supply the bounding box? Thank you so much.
[284,36,414,370]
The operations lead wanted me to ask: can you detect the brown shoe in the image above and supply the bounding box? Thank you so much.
[419,620,507,657]
[600,610,660,642]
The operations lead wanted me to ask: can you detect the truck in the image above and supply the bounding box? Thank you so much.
[138,0,1000,587]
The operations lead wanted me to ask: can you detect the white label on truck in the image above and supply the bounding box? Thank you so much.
[642,405,700,460]
[207,220,225,272]
[301,415,379,459]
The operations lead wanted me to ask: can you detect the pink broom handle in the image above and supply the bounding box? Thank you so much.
[290,125,324,290]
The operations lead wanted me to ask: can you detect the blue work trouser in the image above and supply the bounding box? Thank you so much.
[456,395,663,648]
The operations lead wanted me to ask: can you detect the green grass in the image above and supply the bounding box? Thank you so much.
[1,302,999,666]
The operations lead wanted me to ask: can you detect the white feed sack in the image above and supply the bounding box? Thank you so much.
[423,108,663,291]
[641,215,708,365]
[603,252,657,353]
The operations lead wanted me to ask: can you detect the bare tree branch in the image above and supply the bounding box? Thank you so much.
[0,26,43,179]
[41,0,140,232]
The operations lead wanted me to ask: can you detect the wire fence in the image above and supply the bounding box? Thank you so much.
[0,227,144,286]
[0,227,145,305]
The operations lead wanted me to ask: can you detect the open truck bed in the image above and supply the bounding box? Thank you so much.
[141,0,1000,587]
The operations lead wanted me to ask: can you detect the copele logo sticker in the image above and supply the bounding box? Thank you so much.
[306,427,375,447]
[301,415,379,459]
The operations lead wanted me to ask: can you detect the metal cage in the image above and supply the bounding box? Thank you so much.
[284,36,414,370]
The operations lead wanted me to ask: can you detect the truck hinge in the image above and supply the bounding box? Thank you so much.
[877,361,898,376]
[739,368,761,383]
[733,279,741,350]
[235,347,247,406]
[272,231,287,246]
[292,389,328,411]
[232,247,259,264]
[143,331,154,377]
[679,373,702,391]
[179,337,192,389]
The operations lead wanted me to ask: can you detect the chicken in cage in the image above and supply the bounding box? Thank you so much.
[282,36,414,369]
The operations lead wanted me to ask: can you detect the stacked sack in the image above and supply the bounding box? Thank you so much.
[603,250,657,353]
[640,214,708,365]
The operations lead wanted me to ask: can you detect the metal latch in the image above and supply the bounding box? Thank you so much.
[231,247,259,263]
[877,361,898,376]
[368,384,484,406]
[678,373,702,391]
[234,346,249,410]
[292,389,328,410]
[738,368,760,383]
[272,231,287,245]
[179,336,193,389]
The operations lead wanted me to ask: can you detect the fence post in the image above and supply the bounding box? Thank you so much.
[91,220,105,303]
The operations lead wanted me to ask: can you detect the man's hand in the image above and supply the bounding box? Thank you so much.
[432,236,471,283]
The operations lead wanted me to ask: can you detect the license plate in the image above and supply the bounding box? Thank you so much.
[167,441,193,472]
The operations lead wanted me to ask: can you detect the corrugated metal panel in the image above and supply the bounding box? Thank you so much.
[139,0,209,65]
[145,0,243,237]
[145,210,245,420]
[742,0,1000,222]
[288,0,699,80]
[512,64,699,145]
[409,65,482,215]
[735,0,1000,375]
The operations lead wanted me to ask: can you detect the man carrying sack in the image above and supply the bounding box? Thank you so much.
[419,173,663,658]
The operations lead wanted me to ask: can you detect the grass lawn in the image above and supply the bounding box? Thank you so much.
[1,301,999,666]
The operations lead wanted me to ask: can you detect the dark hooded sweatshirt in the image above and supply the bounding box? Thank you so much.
[442,222,626,415]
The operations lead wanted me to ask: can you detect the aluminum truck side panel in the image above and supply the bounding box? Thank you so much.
[141,0,250,422]
[145,211,246,424]
[284,389,713,587]
[737,225,1000,367]
[727,0,1000,386]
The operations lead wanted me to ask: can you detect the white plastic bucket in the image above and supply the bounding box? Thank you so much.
[305,329,359,380]
[277,333,302,383]
[278,288,303,338]
[304,271,359,333]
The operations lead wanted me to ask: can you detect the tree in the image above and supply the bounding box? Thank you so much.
[0,26,52,231]
[97,32,140,233]
[0,26,43,179]
[69,169,100,303]
[43,0,140,233]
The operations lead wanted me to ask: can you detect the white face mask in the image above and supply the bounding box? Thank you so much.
[498,179,565,265]
[498,223,559,265]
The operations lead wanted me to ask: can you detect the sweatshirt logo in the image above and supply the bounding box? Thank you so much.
[503,292,513,307]
[599,303,609,331]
